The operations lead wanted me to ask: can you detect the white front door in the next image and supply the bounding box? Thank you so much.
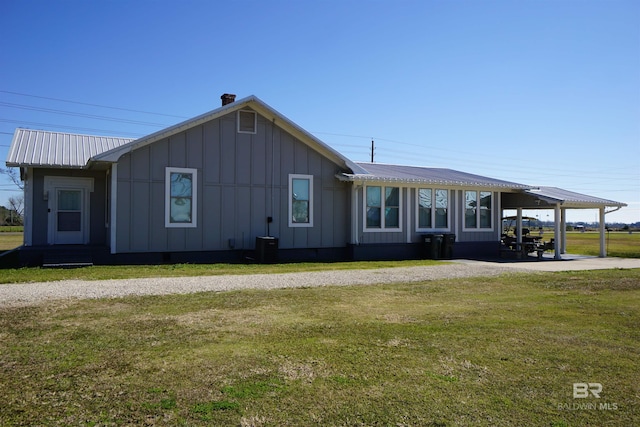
[45,177,94,245]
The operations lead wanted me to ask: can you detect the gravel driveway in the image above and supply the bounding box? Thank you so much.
[0,263,518,307]
[2,256,638,308]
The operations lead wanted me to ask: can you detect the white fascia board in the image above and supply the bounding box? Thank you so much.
[336,173,531,189]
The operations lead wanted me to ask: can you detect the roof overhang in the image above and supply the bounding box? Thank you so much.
[336,173,531,189]
[502,187,627,210]
[337,163,531,190]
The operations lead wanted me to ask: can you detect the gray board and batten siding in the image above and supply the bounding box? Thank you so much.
[114,108,351,254]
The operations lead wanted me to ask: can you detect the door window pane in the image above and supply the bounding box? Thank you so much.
[58,190,81,211]
[58,212,81,231]
[57,190,82,232]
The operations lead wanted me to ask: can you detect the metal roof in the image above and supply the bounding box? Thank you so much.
[6,128,134,169]
[337,162,532,189]
[525,187,627,208]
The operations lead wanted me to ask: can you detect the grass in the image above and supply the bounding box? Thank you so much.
[1,269,638,426]
[0,232,23,252]
[559,231,640,258]
[0,226,23,233]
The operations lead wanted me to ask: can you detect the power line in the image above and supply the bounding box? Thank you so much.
[0,90,188,119]
[0,102,171,127]
[2,91,637,195]
[0,119,144,137]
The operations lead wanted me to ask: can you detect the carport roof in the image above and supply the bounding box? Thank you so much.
[509,187,627,209]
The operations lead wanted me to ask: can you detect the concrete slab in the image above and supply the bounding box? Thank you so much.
[454,254,640,272]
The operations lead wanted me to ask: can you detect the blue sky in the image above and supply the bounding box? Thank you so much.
[1,0,638,223]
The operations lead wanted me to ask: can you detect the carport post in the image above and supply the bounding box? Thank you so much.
[517,208,523,250]
[599,206,606,258]
[560,208,567,254]
[554,203,562,259]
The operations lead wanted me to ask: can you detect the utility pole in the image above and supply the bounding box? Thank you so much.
[370,139,374,163]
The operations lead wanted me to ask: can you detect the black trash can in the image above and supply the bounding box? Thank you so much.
[424,234,443,259]
[441,233,456,259]
[255,236,278,263]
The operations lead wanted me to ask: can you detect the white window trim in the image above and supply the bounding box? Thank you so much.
[462,190,495,232]
[415,188,451,232]
[165,167,198,228]
[237,110,257,134]
[363,185,403,233]
[288,174,314,228]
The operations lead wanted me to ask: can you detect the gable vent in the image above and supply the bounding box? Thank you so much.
[237,110,257,134]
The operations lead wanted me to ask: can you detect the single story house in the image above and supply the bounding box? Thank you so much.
[5,94,627,265]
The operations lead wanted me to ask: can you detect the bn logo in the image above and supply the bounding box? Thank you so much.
[573,383,602,398]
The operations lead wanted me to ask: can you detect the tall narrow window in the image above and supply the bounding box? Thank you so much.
[366,186,381,228]
[465,191,477,228]
[289,174,313,227]
[417,188,448,230]
[385,187,400,228]
[435,189,448,228]
[364,185,401,231]
[418,188,432,228]
[479,191,492,228]
[165,167,198,228]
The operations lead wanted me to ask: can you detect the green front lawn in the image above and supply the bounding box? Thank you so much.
[1,269,638,426]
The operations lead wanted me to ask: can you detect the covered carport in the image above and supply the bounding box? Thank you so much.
[502,187,627,259]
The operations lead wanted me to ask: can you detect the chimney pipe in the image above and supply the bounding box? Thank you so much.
[221,93,236,106]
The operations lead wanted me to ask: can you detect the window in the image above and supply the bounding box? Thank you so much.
[289,174,313,227]
[385,187,400,227]
[479,191,492,228]
[237,110,257,134]
[365,185,401,231]
[464,190,493,230]
[465,191,477,228]
[417,188,449,230]
[165,167,197,228]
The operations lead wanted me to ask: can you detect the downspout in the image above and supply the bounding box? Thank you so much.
[351,181,361,245]
[270,118,276,236]
[406,188,411,243]
[110,164,118,254]
[23,167,32,246]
